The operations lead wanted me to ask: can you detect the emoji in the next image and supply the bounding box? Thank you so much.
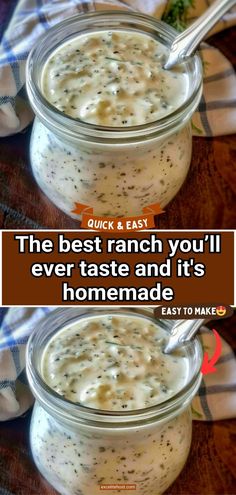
[216,306,226,317]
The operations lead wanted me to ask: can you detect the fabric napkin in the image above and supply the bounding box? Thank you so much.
[0,307,52,420]
[0,0,236,138]
[0,307,235,422]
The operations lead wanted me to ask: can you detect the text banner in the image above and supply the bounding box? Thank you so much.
[2,231,234,306]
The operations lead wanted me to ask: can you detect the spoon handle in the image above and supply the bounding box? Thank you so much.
[164,319,206,353]
[164,0,236,69]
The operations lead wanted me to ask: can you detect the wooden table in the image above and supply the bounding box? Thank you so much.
[0,315,235,495]
[0,28,236,229]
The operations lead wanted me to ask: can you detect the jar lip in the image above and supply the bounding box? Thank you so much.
[26,308,203,427]
[26,10,203,143]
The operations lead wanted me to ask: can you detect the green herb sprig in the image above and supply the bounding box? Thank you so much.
[162,0,195,32]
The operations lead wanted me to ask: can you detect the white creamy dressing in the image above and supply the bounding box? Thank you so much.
[42,314,188,410]
[42,30,188,126]
[31,28,192,218]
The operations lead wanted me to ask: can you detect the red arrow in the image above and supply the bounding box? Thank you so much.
[201,329,222,375]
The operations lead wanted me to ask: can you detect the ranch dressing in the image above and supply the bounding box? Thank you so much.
[42,31,188,127]
[28,311,201,495]
[42,314,188,410]
[31,121,191,217]
[31,404,191,495]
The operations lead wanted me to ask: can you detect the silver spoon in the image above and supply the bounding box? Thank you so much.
[163,319,205,353]
[164,0,236,69]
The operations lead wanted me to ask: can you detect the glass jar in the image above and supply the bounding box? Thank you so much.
[26,308,203,495]
[26,11,202,220]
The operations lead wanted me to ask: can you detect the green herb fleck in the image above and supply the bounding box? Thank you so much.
[202,59,211,76]
[191,121,203,135]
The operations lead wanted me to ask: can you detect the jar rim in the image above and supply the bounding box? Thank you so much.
[26,10,203,144]
[26,307,203,428]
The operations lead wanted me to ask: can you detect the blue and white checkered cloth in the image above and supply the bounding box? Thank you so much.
[0,308,235,421]
[0,0,236,137]
[0,307,53,420]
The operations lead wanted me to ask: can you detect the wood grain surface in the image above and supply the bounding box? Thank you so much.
[0,316,235,495]
[0,28,235,229]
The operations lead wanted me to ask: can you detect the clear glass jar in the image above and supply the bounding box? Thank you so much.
[26,11,202,220]
[26,308,203,495]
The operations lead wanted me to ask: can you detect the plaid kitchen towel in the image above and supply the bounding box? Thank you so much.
[0,0,236,138]
[0,307,53,420]
[0,307,235,421]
